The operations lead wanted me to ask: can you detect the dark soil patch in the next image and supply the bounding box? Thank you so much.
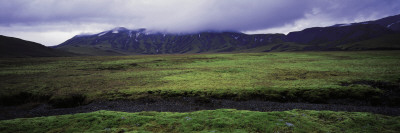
[0,92,86,108]
[1,98,398,120]
[340,80,400,106]
[146,85,394,106]
[1,80,398,120]
[49,94,87,108]
[0,92,50,106]
[129,63,138,67]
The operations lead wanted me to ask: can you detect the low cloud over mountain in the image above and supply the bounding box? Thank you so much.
[1,0,400,46]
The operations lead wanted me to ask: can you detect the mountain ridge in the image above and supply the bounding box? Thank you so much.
[55,14,400,55]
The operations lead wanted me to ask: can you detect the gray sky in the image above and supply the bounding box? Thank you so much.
[1,0,400,46]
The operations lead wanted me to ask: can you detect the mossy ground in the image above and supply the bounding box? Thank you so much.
[0,109,399,133]
[1,51,399,132]
[0,51,399,106]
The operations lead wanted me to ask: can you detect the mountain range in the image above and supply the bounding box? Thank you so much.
[54,14,400,55]
[2,14,400,57]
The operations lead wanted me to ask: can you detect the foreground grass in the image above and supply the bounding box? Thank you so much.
[0,51,399,106]
[0,109,399,133]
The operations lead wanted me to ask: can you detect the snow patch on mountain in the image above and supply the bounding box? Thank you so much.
[338,24,352,27]
[387,20,400,28]
[98,31,108,36]
[331,23,352,27]
[128,31,132,38]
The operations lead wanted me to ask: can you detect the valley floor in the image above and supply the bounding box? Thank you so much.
[0,51,399,132]
[1,98,399,120]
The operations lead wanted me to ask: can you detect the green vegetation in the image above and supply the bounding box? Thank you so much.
[1,51,399,132]
[339,34,400,50]
[0,51,399,107]
[1,109,399,133]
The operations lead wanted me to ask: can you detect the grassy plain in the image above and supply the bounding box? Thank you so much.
[1,109,399,133]
[0,51,399,107]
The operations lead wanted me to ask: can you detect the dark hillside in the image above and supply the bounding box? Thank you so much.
[0,35,75,57]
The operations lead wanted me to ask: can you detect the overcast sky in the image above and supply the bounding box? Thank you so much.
[1,0,400,46]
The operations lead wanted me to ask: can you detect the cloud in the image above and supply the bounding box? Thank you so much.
[246,0,400,34]
[0,23,112,46]
[0,0,312,32]
[0,0,399,46]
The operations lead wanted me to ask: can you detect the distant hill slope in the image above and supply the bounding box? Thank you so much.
[286,14,400,50]
[55,14,400,55]
[0,35,75,57]
[339,34,400,50]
